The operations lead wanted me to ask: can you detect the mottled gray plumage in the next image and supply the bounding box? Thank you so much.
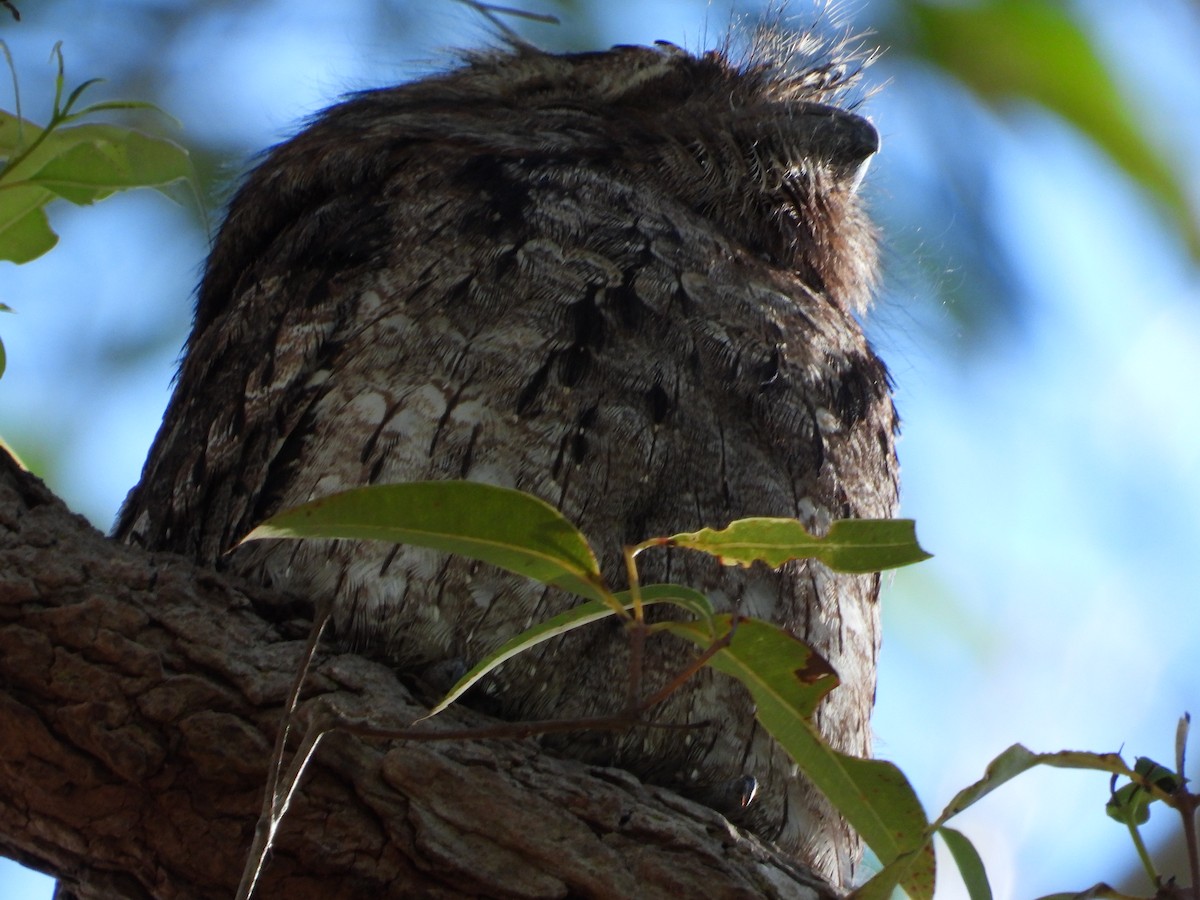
[117,34,897,885]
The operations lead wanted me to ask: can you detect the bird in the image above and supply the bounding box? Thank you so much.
[116,29,898,886]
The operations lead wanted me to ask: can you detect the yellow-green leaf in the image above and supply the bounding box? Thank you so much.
[0,111,191,264]
[935,745,1137,826]
[0,109,42,160]
[0,199,56,262]
[29,123,189,204]
[666,517,931,573]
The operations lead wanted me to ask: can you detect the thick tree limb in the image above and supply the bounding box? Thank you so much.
[0,451,837,899]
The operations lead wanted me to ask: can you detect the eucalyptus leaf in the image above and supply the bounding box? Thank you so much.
[936,745,1139,826]
[241,480,609,604]
[664,517,931,573]
[668,616,932,884]
[939,827,992,900]
[852,843,937,900]
[425,584,716,718]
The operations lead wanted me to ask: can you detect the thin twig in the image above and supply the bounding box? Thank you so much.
[339,708,705,744]
[235,582,736,895]
[621,544,647,708]
[235,600,331,900]
[335,624,742,747]
[638,616,739,712]
[453,0,558,45]
[1125,819,1158,887]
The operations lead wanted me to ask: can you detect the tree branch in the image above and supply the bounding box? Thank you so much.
[0,450,837,899]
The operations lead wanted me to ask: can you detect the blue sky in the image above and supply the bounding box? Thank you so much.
[1,1,1198,897]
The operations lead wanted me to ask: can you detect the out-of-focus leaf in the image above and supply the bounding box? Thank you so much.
[0,81,191,263]
[29,124,190,204]
[1105,756,1179,826]
[0,200,55,263]
[908,0,1200,257]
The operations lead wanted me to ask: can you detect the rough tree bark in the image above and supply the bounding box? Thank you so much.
[0,451,839,899]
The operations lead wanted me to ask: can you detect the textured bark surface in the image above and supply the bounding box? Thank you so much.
[0,451,838,900]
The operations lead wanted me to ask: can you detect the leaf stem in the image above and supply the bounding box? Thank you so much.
[1,40,21,137]
[637,616,739,713]
[621,544,644,623]
[0,44,104,182]
[0,111,51,182]
[1124,820,1157,887]
[620,544,646,708]
[236,600,331,900]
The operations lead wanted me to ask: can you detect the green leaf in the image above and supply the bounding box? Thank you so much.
[1106,781,1151,827]
[27,123,190,204]
[71,99,178,121]
[939,827,992,900]
[855,744,1159,899]
[0,72,192,264]
[0,108,37,160]
[852,843,937,900]
[1132,756,1181,794]
[1105,756,1179,826]
[0,200,56,262]
[664,517,931,573]
[667,615,839,717]
[909,0,1200,257]
[668,616,932,886]
[425,584,716,718]
[858,745,1176,900]
[59,75,103,119]
[935,745,1140,826]
[631,584,715,633]
[241,480,609,604]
